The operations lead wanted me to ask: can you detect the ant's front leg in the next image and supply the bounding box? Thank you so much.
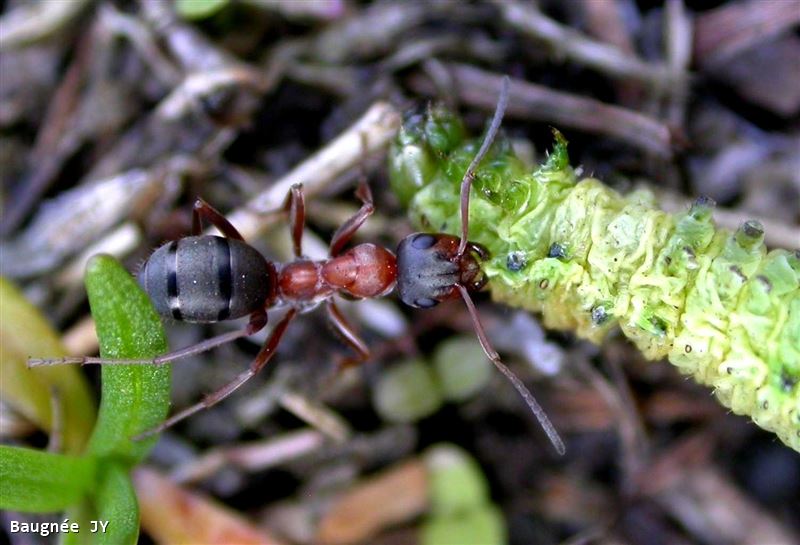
[192,198,245,240]
[329,180,375,257]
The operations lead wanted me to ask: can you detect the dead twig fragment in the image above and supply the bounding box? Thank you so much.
[316,460,428,545]
[134,467,287,545]
[494,0,676,87]
[411,64,674,157]
[0,0,92,51]
[170,429,326,484]
[693,0,800,67]
[225,101,401,241]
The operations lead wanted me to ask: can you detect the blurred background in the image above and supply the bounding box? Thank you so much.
[1,1,798,544]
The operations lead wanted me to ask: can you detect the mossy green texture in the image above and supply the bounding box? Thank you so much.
[389,108,800,451]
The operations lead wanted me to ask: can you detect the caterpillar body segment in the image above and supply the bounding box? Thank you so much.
[389,108,800,451]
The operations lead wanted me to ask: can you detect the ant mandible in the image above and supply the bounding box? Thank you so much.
[29,77,565,455]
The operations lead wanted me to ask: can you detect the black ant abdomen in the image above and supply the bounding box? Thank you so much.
[139,235,275,323]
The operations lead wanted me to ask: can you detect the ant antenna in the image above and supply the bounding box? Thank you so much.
[456,75,511,258]
[456,284,565,456]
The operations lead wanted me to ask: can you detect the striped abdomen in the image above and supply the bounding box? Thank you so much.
[138,236,271,322]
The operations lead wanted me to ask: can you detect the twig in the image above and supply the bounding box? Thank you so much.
[225,101,401,241]
[0,0,92,51]
[693,0,800,67]
[493,0,677,87]
[410,64,674,157]
[664,0,693,128]
[170,429,326,484]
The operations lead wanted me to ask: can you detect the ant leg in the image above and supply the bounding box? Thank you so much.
[28,310,268,368]
[455,284,565,456]
[192,198,245,240]
[282,184,305,258]
[329,180,375,257]
[134,308,297,440]
[326,300,370,368]
[456,75,510,258]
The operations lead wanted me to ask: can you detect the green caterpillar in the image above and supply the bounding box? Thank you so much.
[389,107,800,452]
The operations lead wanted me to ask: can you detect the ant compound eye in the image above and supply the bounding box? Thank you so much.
[411,234,437,249]
[414,297,439,309]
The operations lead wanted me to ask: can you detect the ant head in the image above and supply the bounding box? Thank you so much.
[396,233,489,309]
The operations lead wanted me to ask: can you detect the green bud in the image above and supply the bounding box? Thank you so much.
[373,358,442,423]
[432,336,492,402]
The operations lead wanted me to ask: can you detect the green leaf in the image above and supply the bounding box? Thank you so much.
[84,255,170,463]
[175,0,229,20]
[0,278,95,454]
[59,501,94,545]
[94,463,139,545]
[0,445,96,512]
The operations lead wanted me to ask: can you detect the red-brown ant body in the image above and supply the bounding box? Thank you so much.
[30,77,565,454]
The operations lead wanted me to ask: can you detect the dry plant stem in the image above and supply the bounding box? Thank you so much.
[578,0,636,55]
[0,29,91,235]
[631,433,798,544]
[134,467,288,545]
[412,64,673,157]
[278,390,352,443]
[493,0,676,87]
[572,356,646,491]
[62,315,99,357]
[664,0,692,128]
[171,429,326,484]
[0,0,92,51]
[54,223,142,288]
[242,0,346,22]
[99,4,182,86]
[693,0,800,67]
[138,0,239,72]
[225,101,401,241]
[316,460,428,545]
[308,2,428,64]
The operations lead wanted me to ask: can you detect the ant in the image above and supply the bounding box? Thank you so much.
[29,77,565,455]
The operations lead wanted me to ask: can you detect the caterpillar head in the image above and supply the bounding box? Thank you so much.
[396,233,489,308]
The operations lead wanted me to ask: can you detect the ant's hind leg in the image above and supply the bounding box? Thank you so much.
[134,308,297,440]
[329,180,375,257]
[192,198,245,240]
[326,301,370,368]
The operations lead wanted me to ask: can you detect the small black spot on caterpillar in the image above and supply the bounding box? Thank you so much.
[548,243,567,259]
[506,251,527,272]
[591,306,609,326]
